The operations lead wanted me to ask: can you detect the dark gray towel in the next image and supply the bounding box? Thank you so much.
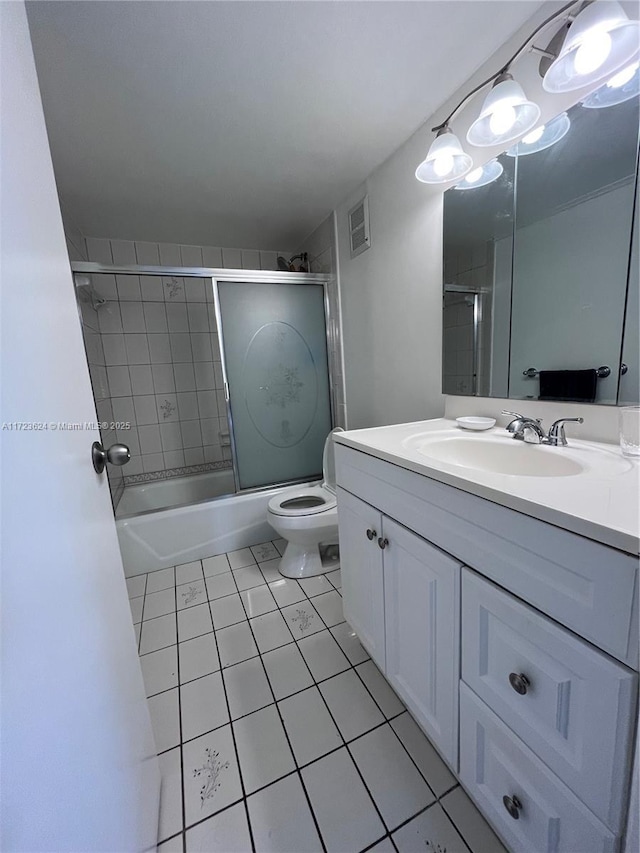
[538,369,597,403]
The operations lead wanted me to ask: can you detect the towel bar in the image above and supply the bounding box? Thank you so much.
[523,365,628,379]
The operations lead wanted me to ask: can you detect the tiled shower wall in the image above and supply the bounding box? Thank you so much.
[84,236,291,273]
[91,272,230,481]
[70,231,347,506]
[76,288,126,508]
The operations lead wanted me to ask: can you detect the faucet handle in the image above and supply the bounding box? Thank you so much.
[501,410,542,427]
[547,417,583,446]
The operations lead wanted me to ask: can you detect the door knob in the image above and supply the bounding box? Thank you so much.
[377,537,389,550]
[92,441,131,474]
[508,672,530,695]
[502,794,522,820]
[366,528,377,540]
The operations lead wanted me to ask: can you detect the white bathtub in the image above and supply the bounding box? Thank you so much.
[116,470,299,576]
[116,469,235,517]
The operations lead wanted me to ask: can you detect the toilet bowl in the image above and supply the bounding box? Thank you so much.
[267,428,343,579]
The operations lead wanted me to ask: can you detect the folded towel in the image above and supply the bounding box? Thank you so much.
[538,369,597,403]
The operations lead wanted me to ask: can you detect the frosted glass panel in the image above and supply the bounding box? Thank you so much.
[218,281,332,489]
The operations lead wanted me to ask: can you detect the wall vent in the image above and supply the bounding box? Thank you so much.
[348,195,371,258]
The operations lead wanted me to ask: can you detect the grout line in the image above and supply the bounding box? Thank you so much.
[202,575,257,853]
[140,546,469,852]
[231,583,329,853]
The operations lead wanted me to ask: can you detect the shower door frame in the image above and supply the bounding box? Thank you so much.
[71,263,337,496]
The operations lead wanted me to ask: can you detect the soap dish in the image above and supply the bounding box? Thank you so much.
[456,416,496,431]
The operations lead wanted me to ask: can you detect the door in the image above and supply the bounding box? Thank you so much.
[217,279,333,489]
[383,518,461,767]
[336,488,386,669]
[1,6,159,851]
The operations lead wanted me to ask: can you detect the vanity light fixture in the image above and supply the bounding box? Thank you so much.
[466,73,540,147]
[415,1,639,185]
[453,158,504,190]
[415,126,473,183]
[542,1,640,93]
[506,112,571,156]
[582,60,640,107]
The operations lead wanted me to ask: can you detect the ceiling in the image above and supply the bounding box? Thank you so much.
[27,0,544,250]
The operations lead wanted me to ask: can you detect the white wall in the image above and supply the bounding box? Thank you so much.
[333,3,638,432]
[297,213,347,427]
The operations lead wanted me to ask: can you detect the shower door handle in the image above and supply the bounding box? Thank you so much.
[92,441,131,474]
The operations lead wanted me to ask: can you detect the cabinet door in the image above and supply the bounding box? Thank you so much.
[336,487,385,670]
[383,517,461,767]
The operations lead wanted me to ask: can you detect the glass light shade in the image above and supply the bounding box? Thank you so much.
[506,112,571,156]
[582,61,640,107]
[543,1,640,93]
[415,128,473,183]
[453,158,504,189]
[466,75,541,147]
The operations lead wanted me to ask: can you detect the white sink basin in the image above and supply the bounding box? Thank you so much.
[405,434,586,477]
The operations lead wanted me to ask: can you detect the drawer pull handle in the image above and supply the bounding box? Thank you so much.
[378,537,389,550]
[366,528,377,541]
[502,794,522,820]
[508,673,530,695]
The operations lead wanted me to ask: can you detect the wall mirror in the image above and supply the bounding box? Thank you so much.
[443,95,639,406]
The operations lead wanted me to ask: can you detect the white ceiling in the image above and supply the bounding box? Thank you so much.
[27,0,544,250]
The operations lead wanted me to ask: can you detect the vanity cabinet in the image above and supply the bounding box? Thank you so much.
[335,441,638,853]
[337,487,460,766]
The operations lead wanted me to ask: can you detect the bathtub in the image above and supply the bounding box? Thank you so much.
[116,468,235,517]
[116,469,302,577]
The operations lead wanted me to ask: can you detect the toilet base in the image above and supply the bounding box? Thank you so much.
[279,542,340,579]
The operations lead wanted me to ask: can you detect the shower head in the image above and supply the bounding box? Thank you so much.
[74,276,107,310]
[277,253,309,272]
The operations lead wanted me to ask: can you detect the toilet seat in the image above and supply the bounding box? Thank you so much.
[268,485,336,518]
[266,427,343,519]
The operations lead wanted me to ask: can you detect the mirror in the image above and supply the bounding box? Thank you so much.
[443,95,639,405]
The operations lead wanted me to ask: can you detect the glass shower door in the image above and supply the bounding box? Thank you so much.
[217,280,332,490]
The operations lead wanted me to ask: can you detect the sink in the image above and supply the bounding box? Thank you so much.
[404,435,585,477]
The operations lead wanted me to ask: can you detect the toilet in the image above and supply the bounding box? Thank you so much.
[267,428,343,579]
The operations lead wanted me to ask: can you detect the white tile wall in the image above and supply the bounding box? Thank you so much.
[85,237,289,273]
[90,272,230,476]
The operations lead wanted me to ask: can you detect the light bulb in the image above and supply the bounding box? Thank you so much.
[433,152,454,177]
[488,103,517,136]
[574,29,612,75]
[607,61,639,88]
[465,167,484,183]
[522,125,545,145]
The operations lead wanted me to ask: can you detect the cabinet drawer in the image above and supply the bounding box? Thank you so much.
[459,683,617,853]
[335,444,638,666]
[461,569,636,831]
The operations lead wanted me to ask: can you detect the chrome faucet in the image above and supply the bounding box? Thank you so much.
[501,411,583,446]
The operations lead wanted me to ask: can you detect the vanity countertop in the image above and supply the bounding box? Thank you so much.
[334,418,640,555]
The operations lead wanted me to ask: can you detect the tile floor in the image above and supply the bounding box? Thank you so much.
[127,539,507,853]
